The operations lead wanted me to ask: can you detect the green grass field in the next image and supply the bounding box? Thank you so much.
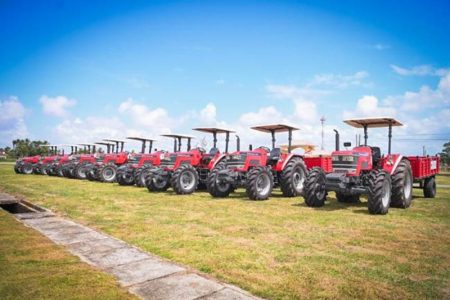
[0,209,135,299]
[1,164,449,299]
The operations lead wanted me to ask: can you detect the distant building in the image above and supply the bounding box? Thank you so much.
[0,149,6,159]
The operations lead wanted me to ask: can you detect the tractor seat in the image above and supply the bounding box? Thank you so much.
[209,147,219,156]
[371,146,381,166]
[268,148,281,165]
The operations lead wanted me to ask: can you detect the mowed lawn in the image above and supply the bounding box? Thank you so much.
[0,164,449,299]
[0,208,135,299]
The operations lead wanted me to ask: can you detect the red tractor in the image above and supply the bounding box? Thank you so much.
[304,117,440,215]
[207,124,320,200]
[62,143,97,179]
[33,145,60,175]
[85,139,128,183]
[145,133,196,193]
[116,137,164,186]
[146,128,240,194]
[14,155,41,174]
[48,145,78,177]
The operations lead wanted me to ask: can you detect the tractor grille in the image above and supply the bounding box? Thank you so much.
[225,153,247,169]
[128,155,141,164]
[332,155,358,172]
[160,155,177,168]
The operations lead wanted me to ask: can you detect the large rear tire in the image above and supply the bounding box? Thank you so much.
[134,165,152,187]
[367,170,391,215]
[336,192,359,203]
[304,167,327,207]
[75,163,88,179]
[391,159,413,208]
[280,158,307,197]
[14,162,21,174]
[145,171,170,192]
[171,164,199,194]
[98,164,117,183]
[246,167,273,200]
[423,177,436,198]
[207,162,233,198]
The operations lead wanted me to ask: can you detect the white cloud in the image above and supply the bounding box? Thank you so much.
[118,98,171,128]
[385,73,450,111]
[215,79,225,85]
[39,95,76,117]
[311,71,370,88]
[390,64,449,77]
[0,96,28,146]
[199,103,217,124]
[343,95,396,119]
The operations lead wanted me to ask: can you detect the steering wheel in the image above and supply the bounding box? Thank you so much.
[258,146,271,152]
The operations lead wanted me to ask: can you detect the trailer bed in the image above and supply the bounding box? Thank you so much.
[407,155,440,179]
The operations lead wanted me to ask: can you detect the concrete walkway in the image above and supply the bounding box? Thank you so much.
[0,193,259,300]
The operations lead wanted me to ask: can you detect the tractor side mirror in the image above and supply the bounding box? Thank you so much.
[343,142,351,147]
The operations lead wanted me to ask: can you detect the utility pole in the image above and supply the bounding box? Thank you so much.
[320,116,326,150]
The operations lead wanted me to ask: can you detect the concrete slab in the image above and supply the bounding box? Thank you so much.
[0,193,18,204]
[130,273,223,300]
[108,258,185,287]
[79,246,150,269]
[67,237,128,256]
[203,288,256,300]
[23,217,77,229]
[15,211,55,220]
[52,230,109,246]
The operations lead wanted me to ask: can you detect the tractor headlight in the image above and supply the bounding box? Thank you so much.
[332,156,339,161]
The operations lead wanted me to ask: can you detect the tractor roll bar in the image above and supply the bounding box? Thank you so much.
[126,137,157,154]
[161,134,195,152]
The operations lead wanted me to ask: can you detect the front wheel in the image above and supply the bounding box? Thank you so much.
[367,170,391,215]
[117,167,135,186]
[134,165,152,187]
[171,164,199,194]
[207,162,233,198]
[146,171,171,192]
[22,163,34,175]
[246,167,273,200]
[304,167,327,207]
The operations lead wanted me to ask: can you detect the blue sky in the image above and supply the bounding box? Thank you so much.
[1,0,449,154]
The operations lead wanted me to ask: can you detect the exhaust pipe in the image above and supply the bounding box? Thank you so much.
[333,129,340,151]
[236,135,240,151]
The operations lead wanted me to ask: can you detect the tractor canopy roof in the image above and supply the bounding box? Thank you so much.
[41,144,59,147]
[251,124,299,133]
[192,127,235,134]
[126,136,157,142]
[78,143,97,146]
[103,138,127,143]
[95,142,115,145]
[344,117,403,128]
[161,134,195,139]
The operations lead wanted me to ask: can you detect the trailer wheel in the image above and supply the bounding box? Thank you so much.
[207,162,233,198]
[367,170,391,215]
[423,177,436,198]
[280,158,307,197]
[336,192,359,203]
[22,163,34,175]
[98,164,117,183]
[171,164,199,194]
[391,159,413,208]
[117,167,135,186]
[304,167,327,207]
[134,165,152,187]
[246,167,273,200]
[146,171,170,192]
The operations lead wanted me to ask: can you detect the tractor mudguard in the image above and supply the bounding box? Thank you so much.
[278,153,303,171]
